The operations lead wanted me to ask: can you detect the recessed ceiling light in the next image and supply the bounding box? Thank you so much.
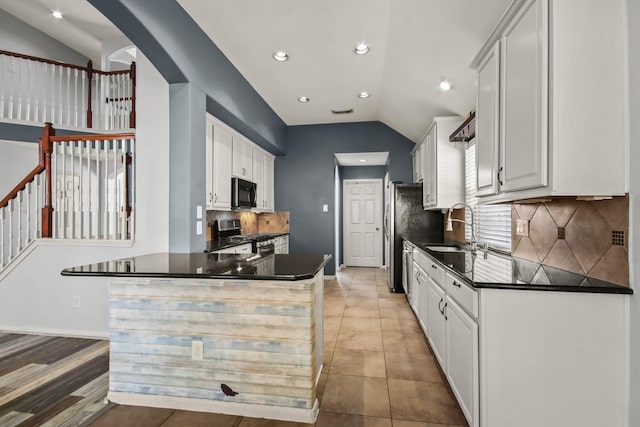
[439,79,452,91]
[273,51,289,62]
[359,159,367,163]
[52,10,63,19]
[354,43,369,55]
[297,96,310,103]
[358,92,370,99]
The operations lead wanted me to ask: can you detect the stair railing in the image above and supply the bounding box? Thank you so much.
[0,50,135,130]
[0,123,136,269]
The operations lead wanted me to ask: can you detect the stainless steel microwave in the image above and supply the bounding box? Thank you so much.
[231,177,257,209]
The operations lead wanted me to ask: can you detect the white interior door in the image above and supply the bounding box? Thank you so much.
[343,179,382,267]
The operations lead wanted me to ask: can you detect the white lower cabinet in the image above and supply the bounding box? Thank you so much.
[414,246,478,427]
[445,296,479,427]
[409,260,421,317]
[274,235,289,254]
[426,276,447,367]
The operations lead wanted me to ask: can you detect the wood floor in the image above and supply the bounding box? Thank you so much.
[0,334,110,426]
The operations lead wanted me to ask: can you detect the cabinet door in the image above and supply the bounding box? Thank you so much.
[263,155,274,211]
[427,277,447,367]
[412,145,422,183]
[423,127,437,208]
[417,266,429,333]
[410,261,420,314]
[446,297,479,427]
[212,125,233,209]
[476,41,501,197]
[232,136,253,180]
[500,0,548,193]
[252,148,265,210]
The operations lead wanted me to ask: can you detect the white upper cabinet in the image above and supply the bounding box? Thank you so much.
[471,0,627,203]
[206,114,275,212]
[475,41,501,197]
[206,114,233,210]
[232,135,253,181]
[412,144,423,183]
[252,147,275,212]
[421,117,464,210]
[500,0,548,193]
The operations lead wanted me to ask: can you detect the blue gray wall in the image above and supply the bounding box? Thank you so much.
[0,9,88,65]
[276,122,413,275]
[628,0,640,425]
[89,0,287,155]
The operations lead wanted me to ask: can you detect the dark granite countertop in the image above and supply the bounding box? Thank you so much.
[406,239,632,295]
[61,252,330,281]
[206,233,289,252]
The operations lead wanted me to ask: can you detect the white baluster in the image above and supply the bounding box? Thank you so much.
[0,55,5,118]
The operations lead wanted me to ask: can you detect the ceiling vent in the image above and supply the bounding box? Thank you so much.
[331,108,354,115]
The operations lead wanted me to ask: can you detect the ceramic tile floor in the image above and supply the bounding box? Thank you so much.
[89,267,467,427]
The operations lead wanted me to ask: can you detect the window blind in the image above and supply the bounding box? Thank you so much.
[464,144,512,252]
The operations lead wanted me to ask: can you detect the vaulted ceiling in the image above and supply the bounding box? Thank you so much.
[0,0,511,142]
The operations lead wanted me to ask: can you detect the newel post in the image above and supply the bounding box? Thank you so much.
[86,60,93,128]
[40,123,55,238]
[129,61,136,128]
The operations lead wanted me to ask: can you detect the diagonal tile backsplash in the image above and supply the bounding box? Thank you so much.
[512,196,629,286]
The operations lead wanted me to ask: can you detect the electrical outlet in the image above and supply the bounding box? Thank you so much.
[516,219,530,237]
[72,295,81,309]
[192,340,204,360]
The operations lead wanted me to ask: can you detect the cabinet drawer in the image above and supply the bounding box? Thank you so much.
[420,254,444,285]
[445,272,478,318]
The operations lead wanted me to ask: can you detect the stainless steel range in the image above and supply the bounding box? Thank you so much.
[215,219,275,256]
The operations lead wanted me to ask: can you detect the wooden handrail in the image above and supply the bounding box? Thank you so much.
[0,165,44,209]
[1,49,136,130]
[49,133,135,142]
[0,49,87,71]
[0,123,55,210]
[1,123,137,239]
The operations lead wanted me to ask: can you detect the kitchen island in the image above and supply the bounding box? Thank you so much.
[62,252,330,423]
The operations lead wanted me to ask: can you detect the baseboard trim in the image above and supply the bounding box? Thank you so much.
[107,392,320,424]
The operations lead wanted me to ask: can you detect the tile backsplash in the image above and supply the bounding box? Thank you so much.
[206,211,289,239]
[512,196,629,286]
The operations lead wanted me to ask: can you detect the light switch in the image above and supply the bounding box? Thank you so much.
[323,204,329,212]
[196,221,203,235]
[196,205,203,219]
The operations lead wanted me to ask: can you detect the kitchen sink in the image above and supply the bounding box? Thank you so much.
[424,245,467,253]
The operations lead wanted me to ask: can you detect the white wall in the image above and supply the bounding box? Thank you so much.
[0,51,170,338]
[0,139,37,196]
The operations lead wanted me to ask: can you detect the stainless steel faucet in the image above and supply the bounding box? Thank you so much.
[446,203,478,253]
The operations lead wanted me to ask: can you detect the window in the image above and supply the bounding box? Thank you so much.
[464,144,511,252]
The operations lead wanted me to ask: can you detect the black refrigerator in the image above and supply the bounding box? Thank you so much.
[385,182,443,293]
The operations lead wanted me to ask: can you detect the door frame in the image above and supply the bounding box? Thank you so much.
[342,178,383,267]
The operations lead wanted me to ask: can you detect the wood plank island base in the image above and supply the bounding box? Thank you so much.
[62,253,331,423]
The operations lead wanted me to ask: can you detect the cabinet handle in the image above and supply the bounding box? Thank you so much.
[438,297,444,313]
[452,281,461,288]
[431,264,437,269]
[214,193,218,203]
[497,166,504,186]
[442,302,448,321]
[208,192,213,203]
